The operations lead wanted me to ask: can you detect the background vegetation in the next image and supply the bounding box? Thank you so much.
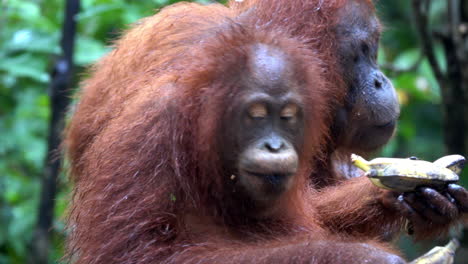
[0,0,467,263]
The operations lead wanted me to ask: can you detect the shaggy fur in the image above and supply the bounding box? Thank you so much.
[64,2,405,263]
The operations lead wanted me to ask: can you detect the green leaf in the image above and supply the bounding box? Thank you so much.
[0,54,49,83]
[6,29,60,54]
[76,4,122,21]
[6,1,41,21]
[75,36,110,66]
[392,49,420,70]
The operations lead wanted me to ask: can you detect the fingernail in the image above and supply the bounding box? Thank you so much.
[422,188,436,195]
[398,194,404,202]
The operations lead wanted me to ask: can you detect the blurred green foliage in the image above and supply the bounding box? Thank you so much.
[0,0,464,263]
[378,0,446,160]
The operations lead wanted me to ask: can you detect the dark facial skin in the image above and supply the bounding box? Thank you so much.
[223,44,305,211]
[334,0,400,152]
[236,91,304,203]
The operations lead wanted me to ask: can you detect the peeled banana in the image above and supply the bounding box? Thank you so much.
[351,154,465,192]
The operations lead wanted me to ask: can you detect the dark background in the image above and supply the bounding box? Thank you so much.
[1,0,467,263]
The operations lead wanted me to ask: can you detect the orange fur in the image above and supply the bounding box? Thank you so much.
[64,2,407,263]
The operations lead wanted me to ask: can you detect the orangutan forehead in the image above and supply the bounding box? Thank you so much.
[337,0,381,40]
[247,43,295,92]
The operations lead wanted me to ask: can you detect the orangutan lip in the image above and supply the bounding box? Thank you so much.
[375,120,395,129]
[245,171,292,185]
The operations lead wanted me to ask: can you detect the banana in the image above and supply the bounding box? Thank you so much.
[409,239,459,264]
[351,154,465,192]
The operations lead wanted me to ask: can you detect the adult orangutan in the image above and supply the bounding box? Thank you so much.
[229,0,468,240]
[64,3,407,263]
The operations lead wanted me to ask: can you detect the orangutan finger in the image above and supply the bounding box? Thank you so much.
[420,187,459,218]
[447,184,468,212]
[397,194,426,225]
[403,192,447,223]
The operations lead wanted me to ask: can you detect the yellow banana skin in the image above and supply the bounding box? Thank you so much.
[409,239,459,264]
[351,154,463,192]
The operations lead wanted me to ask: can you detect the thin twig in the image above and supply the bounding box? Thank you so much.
[448,0,466,62]
[411,0,445,84]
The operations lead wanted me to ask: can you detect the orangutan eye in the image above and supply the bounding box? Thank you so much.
[280,104,298,121]
[248,103,268,119]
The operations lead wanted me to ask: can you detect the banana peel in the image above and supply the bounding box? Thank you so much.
[409,239,459,264]
[351,154,465,192]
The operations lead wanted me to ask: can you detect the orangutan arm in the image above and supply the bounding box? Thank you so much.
[314,176,468,240]
[168,239,405,264]
[313,176,405,240]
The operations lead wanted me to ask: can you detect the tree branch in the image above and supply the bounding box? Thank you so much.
[411,0,446,84]
[30,0,80,263]
[448,0,465,63]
